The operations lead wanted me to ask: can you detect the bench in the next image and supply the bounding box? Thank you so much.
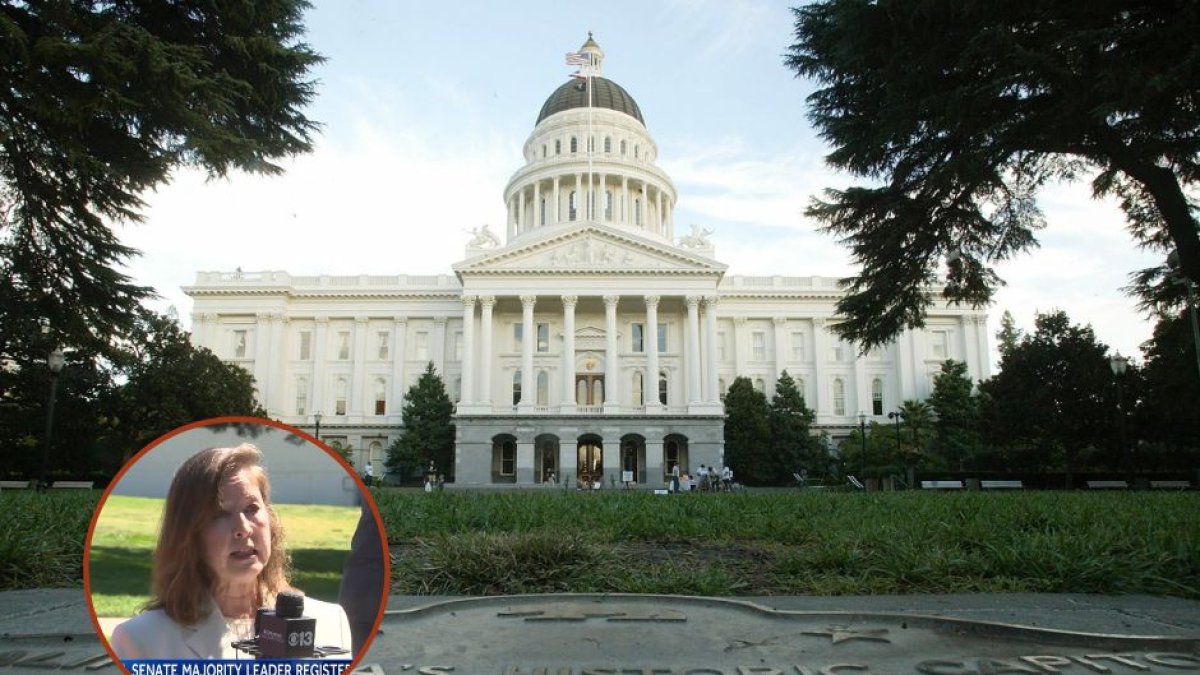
[847,475,864,490]
[921,480,964,490]
[1087,480,1128,489]
[1,480,33,490]
[981,480,1024,489]
[43,480,95,489]
[1150,480,1192,490]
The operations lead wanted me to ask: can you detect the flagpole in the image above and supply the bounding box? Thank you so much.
[587,57,593,222]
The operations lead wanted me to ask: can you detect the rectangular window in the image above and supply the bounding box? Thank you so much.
[337,331,350,360]
[658,322,668,353]
[233,330,247,358]
[335,396,347,416]
[377,332,390,360]
[298,331,312,360]
[833,379,846,416]
[752,332,766,361]
[500,443,516,476]
[454,330,464,361]
[415,332,429,361]
[791,332,805,361]
[931,331,949,359]
[830,342,844,362]
[536,323,550,352]
[631,323,645,352]
[375,398,386,415]
[514,323,523,350]
[717,332,726,361]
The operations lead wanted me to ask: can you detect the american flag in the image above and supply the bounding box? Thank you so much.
[565,52,590,66]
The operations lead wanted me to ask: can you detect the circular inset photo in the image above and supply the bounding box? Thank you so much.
[84,416,388,672]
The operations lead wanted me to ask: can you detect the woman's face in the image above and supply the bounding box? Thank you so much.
[202,467,272,588]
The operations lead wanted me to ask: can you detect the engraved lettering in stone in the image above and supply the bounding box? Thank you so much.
[794,667,817,675]
[0,651,29,667]
[417,668,455,674]
[819,665,870,675]
[801,627,891,645]
[916,661,972,675]
[683,670,724,675]
[621,669,672,675]
[1145,654,1200,669]
[739,667,784,675]
[60,652,116,670]
[1086,655,1150,671]
[1070,657,1112,673]
[976,658,1042,675]
[351,663,386,675]
[1020,656,1074,673]
[15,650,66,668]
[582,669,617,675]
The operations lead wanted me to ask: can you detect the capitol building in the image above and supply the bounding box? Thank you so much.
[185,36,990,487]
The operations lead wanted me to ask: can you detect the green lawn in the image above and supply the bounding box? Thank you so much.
[88,495,358,617]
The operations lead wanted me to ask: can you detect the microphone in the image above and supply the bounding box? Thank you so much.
[255,591,316,658]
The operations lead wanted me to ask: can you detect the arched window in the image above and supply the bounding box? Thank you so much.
[453,376,462,403]
[604,136,612,153]
[335,378,347,415]
[605,190,613,220]
[513,370,522,406]
[374,378,387,415]
[537,370,549,406]
[833,378,846,416]
[369,441,383,472]
[633,198,641,226]
[872,378,884,415]
[570,136,577,153]
[555,139,562,155]
[620,139,626,155]
[569,191,577,220]
[632,371,644,406]
[754,378,765,393]
[634,145,640,159]
[540,198,546,226]
[659,371,668,405]
[718,378,726,399]
[295,377,308,415]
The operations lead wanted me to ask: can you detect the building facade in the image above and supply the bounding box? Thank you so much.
[185,37,990,487]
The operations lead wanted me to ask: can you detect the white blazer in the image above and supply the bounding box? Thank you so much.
[110,596,352,660]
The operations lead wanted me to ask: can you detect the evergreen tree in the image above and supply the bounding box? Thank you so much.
[769,371,823,482]
[0,1,323,359]
[997,311,1022,359]
[1135,311,1200,468]
[722,377,772,485]
[388,363,455,481]
[928,360,979,471]
[787,2,1200,347]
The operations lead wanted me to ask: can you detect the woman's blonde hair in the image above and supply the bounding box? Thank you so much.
[147,444,290,624]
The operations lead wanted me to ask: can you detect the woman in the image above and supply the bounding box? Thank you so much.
[110,444,352,659]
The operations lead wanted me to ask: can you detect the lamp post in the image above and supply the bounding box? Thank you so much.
[858,412,868,489]
[1109,353,1131,487]
[888,410,904,485]
[38,348,65,492]
[313,411,323,441]
[1167,251,1200,379]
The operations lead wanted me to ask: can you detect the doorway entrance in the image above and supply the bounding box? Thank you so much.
[577,440,603,487]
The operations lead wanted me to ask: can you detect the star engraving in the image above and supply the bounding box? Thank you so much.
[801,626,892,645]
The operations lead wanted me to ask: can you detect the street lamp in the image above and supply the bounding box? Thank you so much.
[858,412,868,488]
[38,348,65,492]
[1167,251,1200,379]
[313,411,323,441]
[1109,353,1131,486]
[888,410,905,484]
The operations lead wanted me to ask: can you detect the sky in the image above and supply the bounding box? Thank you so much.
[121,0,1163,371]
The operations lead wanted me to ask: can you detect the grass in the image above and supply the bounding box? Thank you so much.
[3,489,1197,603]
[376,489,1200,598]
[87,495,359,616]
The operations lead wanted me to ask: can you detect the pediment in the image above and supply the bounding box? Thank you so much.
[453,224,726,276]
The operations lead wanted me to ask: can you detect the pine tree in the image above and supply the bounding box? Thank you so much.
[769,371,823,483]
[928,360,979,471]
[997,311,1022,359]
[387,363,456,481]
[722,377,772,485]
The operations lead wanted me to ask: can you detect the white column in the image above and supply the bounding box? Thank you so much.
[507,197,515,240]
[312,316,328,415]
[975,315,991,379]
[853,348,868,418]
[518,187,526,233]
[479,295,495,406]
[733,317,748,377]
[656,189,664,236]
[391,318,407,415]
[350,316,368,417]
[640,183,647,228]
[773,316,787,379]
[704,297,719,403]
[573,173,582,221]
[686,296,702,404]
[645,295,660,411]
[599,173,607,221]
[460,297,476,404]
[253,313,271,407]
[897,328,915,401]
[666,196,674,240]
[533,181,541,229]
[812,318,829,414]
[432,317,447,376]
[604,295,620,412]
[269,314,286,416]
[520,295,536,411]
[552,176,560,224]
[561,295,577,412]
